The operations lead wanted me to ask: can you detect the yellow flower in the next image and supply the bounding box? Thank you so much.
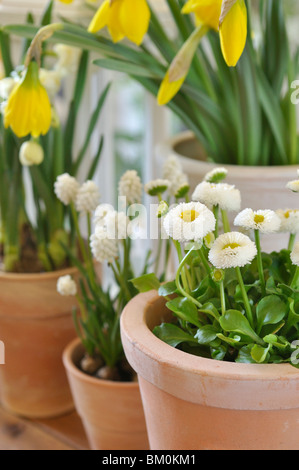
[158,71,186,107]
[182,0,222,31]
[4,61,52,139]
[220,0,247,67]
[88,0,150,46]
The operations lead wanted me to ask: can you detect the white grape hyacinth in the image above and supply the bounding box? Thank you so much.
[93,204,115,227]
[54,173,80,206]
[192,181,241,212]
[57,275,77,296]
[234,209,281,234]
[102,211,130,240]
[291,242,299,266]
[208,232,257,269]
[118,170,143,205]
[162,155,189,197]
[163,201,216,243]
[90,227,118,263]
[75,180,101,214]
[276,209,299,234]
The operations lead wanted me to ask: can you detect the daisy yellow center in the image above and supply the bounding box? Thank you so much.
[180,210,199,222]
[223,243,240,250]
[254,214,265,224]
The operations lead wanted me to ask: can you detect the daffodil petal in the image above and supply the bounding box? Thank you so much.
[88,0,110,33]
[157,72,186,106]
[220,0,247,67]
[182,0,222,31]
[107,0,126,43]
[119,0,150,46]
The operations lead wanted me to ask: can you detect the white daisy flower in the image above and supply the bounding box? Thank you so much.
[204,167,228,184]
[192,182,241,212]
[118,170,143,205]
[93,204,114,227]
[208,232,257,269]
[234,209,281,234]
[163,202,216,242]
[276,209,299,234]
[287,180,299,193]
[57,275,77,296]
[90,228,118,263]
[291,242,299,266]
[144,179,170,196]
[75,181,101,214]
[54,173,80,206]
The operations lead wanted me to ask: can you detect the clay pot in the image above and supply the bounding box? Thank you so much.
[156,131,299,253]
[63,338,149,451]
[121,291,299,450]
[0,267,79,419]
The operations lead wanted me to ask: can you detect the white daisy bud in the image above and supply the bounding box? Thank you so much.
[287,179,299,193]
[157,200,169,218]
[90,228,118,263]
[144,179,170,196]
[75,180,101,213]
[234,209,281,234]
[19,141,44,166]
[291,242,299,266]
[57,275,77,296]
[208,232,257,269]
[163,201,216,243]
[54,173,80,206]
[118,170,143,205]
[192,181,241,212]
[276,209,299,234]
[204,167,228,184]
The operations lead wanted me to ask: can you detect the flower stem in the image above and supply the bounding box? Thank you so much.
[254,230,266,295]
[221,209,231,233]
[288,233,296,252]
[291,266,299,289]
[235,266,254,328]
[220,281,226,316]
[175,247,202,309]
[213,205,219,238]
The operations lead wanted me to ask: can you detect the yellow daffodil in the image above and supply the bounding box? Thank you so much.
[57,0,74,3]
[4,61,52,139]
[158,0,247,106]
[88,0,150,46]
[219,0,247,67]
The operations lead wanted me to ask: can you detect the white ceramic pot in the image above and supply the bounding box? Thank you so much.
[156,131,299,253]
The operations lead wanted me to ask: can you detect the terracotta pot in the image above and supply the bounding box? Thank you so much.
[121,291,299,450]
[0,266,79,419]
[63,338,149,451]
[156,131,299,253]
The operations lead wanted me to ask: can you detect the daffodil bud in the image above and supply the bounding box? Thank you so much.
[19,140,44,166]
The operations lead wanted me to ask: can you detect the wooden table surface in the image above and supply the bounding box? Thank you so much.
[0,406,90,450]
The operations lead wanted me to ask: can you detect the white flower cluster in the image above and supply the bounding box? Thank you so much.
[192,181,241,212]
[90,229,118,264]
[54,173,80,206]
[118,170,143,205]
[57,275,77,296]
[162,155,189,198]
[54,174,100,214]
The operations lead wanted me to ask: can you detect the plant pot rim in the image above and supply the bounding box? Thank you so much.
[0,264,79,282]
[63,337,139,389]
[121,291,299,410]
[158,130,299,174]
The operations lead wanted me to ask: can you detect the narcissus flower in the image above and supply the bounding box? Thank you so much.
[163,201,216,242]
[4,61,52,138]
[19,140,44,166]
[209,232,257,269]
[88,0,151,46]
[219,0,248,67]
[182,0,222,31]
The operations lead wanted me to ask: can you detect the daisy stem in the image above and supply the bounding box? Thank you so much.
[221,209,231,233]
[288,233,296,252]
[199,246,211,275]
[213,205,219,238]
[175,247,202,309]
[174,240,191,294]
[235,266,254,328]
[254,230,266,295]
[220,281,226,316]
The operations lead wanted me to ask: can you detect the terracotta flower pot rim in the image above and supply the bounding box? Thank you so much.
[0,265,79,282]
[159,130,299,174]
[121,291,299,383]
[63,337,139,389]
